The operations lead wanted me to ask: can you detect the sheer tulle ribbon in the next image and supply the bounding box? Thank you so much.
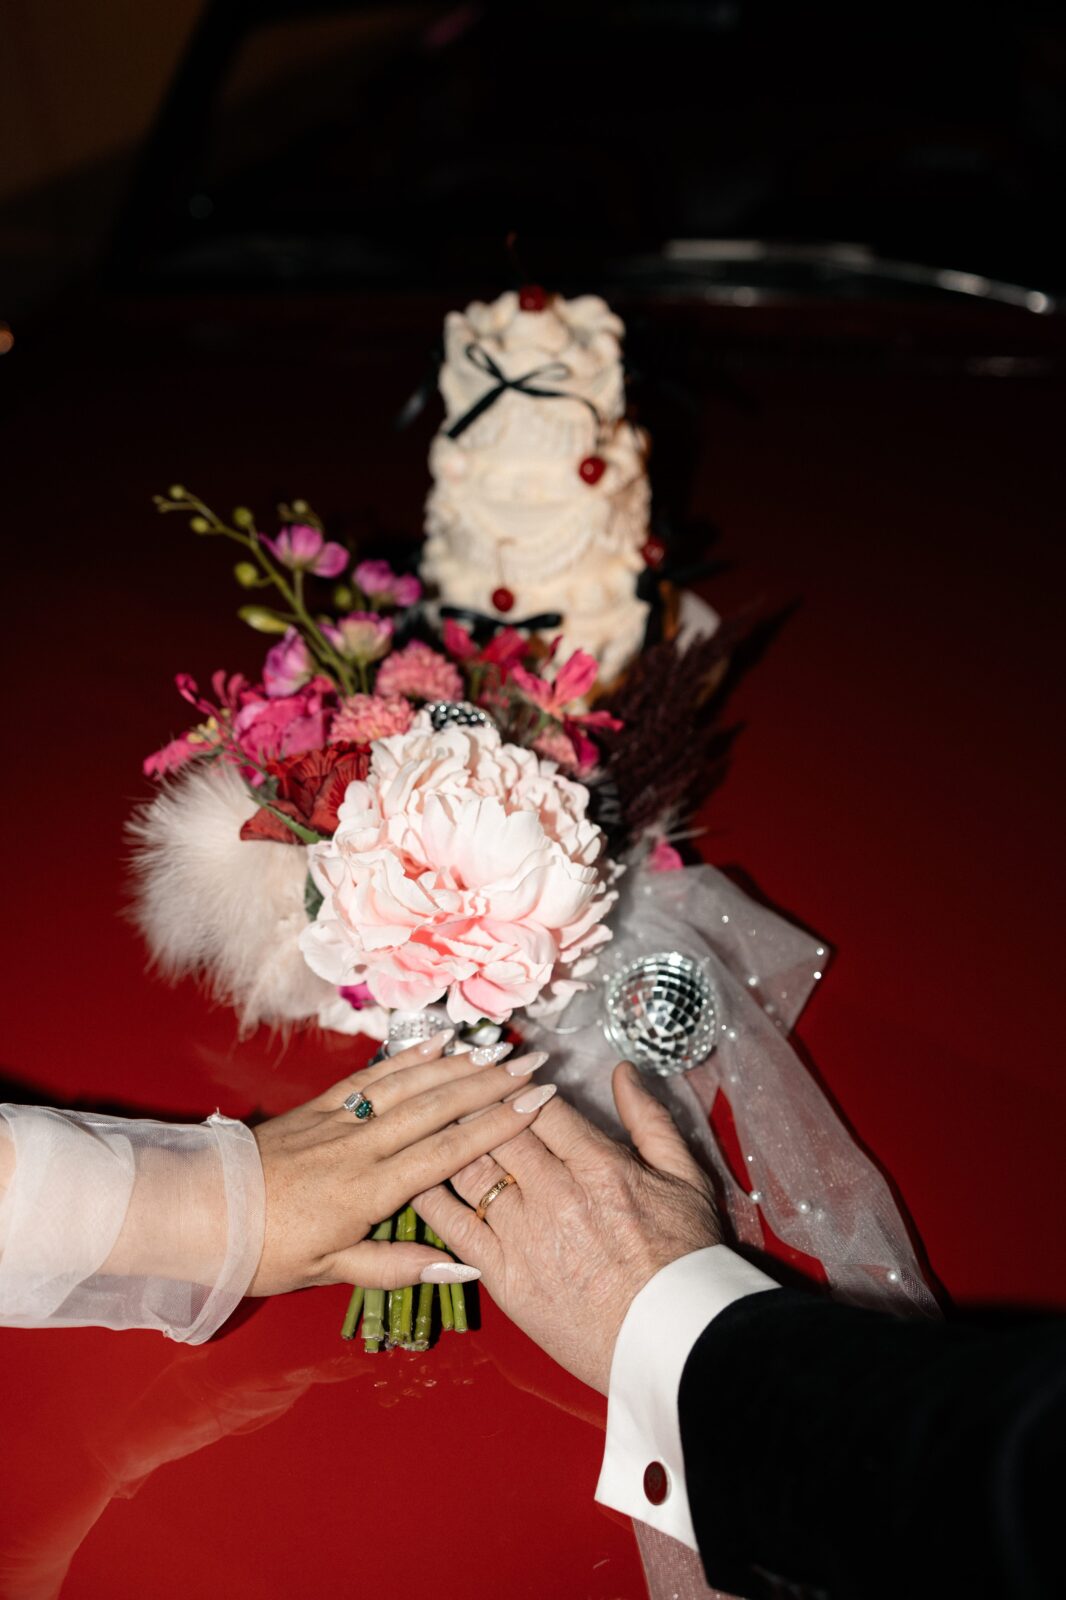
[529,861,936,1600]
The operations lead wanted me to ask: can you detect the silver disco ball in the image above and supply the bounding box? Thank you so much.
[604,953,718,1076]
[426,700,489,731]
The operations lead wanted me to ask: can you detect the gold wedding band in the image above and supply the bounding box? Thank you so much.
[475,1173,517,1221]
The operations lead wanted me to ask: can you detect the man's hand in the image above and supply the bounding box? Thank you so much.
[415,1060,721,1393]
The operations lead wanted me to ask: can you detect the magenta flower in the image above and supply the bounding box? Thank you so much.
[323,611,394,664]
[261,524,348,579]
[392,573,423,607]
[354,559,422,608]
[263,628,314,696]
[648,839,684,872]
[374,640,463,701]
[339,981,376,1010]
[232,679,335,767]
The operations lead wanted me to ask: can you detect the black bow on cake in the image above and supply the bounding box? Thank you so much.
[440,604,563,640]
[445,344,602,440]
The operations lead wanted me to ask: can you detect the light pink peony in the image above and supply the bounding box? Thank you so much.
[299,716,617,1025]
[330,692,414,744]
[374,640,463,702]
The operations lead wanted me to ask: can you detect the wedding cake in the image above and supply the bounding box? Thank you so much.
[422,287,654,685]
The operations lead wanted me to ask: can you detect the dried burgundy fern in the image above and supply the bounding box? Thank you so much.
[596,605,780,846]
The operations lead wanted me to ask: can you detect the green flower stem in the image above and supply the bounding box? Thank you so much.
[397,1205,418,1346]
[361,1218,393,1351]
[158,489,355,693]
[387,1287,401,1346]
[340,1286,365,1341]
[450,1283,469,1332]
[412,1281,434,1350]
[422,1222,458,1333]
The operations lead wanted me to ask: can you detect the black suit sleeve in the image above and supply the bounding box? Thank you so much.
[678,1288,1065,1600]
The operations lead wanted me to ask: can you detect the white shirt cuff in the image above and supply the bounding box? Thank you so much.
[595,1245,779,1549]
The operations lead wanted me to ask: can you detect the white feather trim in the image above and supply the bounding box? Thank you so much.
[127,762,382,1036]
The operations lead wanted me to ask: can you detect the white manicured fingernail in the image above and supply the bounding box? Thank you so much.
[469,1042,514,1066]
[506,1049,548,1078]
[512,1083,557,1114]
[419,1262,481,1284]
[418,1028,455,1057]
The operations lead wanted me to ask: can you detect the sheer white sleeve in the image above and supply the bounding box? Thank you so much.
[0,1105,265,1343]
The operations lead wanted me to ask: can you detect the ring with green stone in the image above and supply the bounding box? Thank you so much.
[341,1089,376,1121]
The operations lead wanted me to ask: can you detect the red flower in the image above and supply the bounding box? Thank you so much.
[443,619,528,679]
[240,743,370,845]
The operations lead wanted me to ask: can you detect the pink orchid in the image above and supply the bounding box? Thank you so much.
[261,523,348,579]
[391,573,423,607]
[263,628,314,696]
[354,559,423,608]
[323,611,393,664]
[145,670,254,779]
[511,649,599,717]
[176,669,255,721]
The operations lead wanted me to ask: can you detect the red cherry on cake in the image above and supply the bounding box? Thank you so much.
[641,536,667,569]
[578,454,607,486]
[518,284,548,312]
[491,586,515,613]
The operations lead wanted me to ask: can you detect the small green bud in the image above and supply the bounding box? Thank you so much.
[238,604,290,635]
[332,583,353,610]
[168,484,187,499]
[234,561,259,587]
[232,506,255,528]
[190,515,210,533]
[291,498,309,515]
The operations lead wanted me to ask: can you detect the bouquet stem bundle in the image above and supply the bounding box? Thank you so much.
[341,1209,469,1351]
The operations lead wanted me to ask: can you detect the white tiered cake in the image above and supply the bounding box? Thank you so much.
[422,288,653,685]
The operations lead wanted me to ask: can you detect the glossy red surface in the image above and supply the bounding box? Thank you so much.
[2,298,1064,1599]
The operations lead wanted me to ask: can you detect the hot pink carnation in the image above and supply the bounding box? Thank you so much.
[330,693,414,744]
[374,641,463,702]
[232,678,335,767]
[299,715,617,1025]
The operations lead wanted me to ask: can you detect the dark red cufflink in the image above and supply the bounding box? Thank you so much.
[643,1461,669,1505]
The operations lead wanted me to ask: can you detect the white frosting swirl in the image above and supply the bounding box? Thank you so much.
[423,290,652,684]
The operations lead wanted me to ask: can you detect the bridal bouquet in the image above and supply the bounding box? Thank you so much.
[135,488,721,1345]
[131,484,932,1373]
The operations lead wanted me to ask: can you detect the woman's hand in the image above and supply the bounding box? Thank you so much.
[413,1060,721,1392]
[250,1033,554,1296]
